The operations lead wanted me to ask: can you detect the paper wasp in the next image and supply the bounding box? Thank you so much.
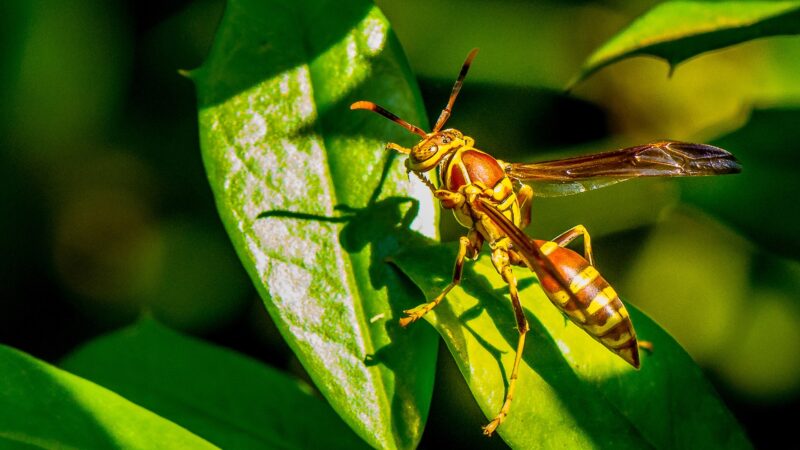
[351,49,741,436]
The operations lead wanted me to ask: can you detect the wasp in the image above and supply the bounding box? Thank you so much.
[351,49,741,436]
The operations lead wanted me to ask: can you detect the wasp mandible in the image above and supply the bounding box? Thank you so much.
[351,49,741,436]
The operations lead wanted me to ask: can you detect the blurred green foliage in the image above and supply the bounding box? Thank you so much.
[61,319,368,449]
[1,0,798,448]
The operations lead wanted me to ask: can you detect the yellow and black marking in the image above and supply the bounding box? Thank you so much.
[533,240,640,368]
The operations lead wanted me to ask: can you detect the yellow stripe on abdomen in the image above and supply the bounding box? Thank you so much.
[539,241,559,256]
[569,266,599,293]
[585,286,617,315]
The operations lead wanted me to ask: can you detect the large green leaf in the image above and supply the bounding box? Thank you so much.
[60,319,368,450]
[571,0,800,87]
[0,344,214,449]
[190,0,438,448]
[391,243,751,449]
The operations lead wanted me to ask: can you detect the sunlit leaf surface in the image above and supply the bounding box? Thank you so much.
[571,0,800,86]
[0,344,215,449]
[191,0,438,447]
[392,243,751,449]
[61,319,369,450]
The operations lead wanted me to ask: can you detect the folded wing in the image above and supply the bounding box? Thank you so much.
[504,141,741,197]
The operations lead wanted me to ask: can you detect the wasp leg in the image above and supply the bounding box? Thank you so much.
[434,189,465,210]
[552,224,594,266]
[386,142,411,155]
[483,245,529,436]
[399,235,475,327]
[638,341,654,353]
[517,185,533,229]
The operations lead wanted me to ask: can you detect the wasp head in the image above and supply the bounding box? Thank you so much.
[406,129,465,173]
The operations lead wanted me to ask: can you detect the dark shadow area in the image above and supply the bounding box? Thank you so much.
[419,339,511,450]
[0,157,98,360]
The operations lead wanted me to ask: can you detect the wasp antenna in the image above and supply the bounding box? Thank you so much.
[433,48,479,132]
[351,101,428,138]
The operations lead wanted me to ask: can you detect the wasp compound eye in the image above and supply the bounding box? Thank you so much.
[412,144,436,162]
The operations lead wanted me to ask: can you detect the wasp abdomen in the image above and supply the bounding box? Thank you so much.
[533,240,640,368]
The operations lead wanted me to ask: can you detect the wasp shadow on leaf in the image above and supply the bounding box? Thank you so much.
[257,149,429,288]
[257,150,434,348]
[258,149,438,450]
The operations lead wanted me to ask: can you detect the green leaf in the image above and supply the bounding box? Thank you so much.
[60,319,369,450]
[190,0,438,448]
[391,243,752,449]
[0,344,215,449]
[570,0,800,87]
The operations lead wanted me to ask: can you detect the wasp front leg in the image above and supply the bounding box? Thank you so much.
[483,242,529,436]
[399,230,483,327]
[434,189,465,209]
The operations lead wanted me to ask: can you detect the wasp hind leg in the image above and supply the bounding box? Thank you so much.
[483,245,529,436]
[552,224,594,266]
[399,231,482,327]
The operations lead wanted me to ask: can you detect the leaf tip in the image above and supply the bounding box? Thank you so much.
[564,74,581,93]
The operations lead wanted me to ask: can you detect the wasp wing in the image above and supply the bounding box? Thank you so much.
[474,198,580,305]
[504,141,741,197]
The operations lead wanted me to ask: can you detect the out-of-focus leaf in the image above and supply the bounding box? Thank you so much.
[621,208,800,400]
[391,243,751,449]
[3,0,131,151]
[0,344,214,449]
[620,210,752,364]
[682,108,800,258]
[60,319,368,450]
[190,0,438,448]
[143,220,251,332]
[571,0,800,87]
[377,0,589,89]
